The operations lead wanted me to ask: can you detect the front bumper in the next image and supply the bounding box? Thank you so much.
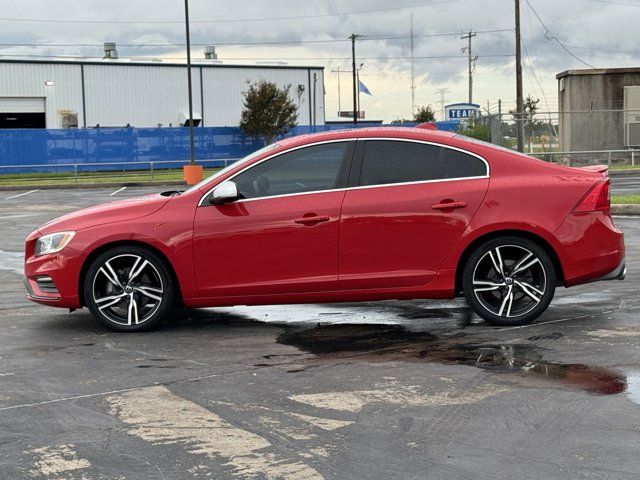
[24,234,84,309]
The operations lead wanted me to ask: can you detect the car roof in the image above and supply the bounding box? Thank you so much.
[278,126,458,149]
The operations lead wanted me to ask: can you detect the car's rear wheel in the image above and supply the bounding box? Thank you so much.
[462,237,556,326]
[84,246,174,331]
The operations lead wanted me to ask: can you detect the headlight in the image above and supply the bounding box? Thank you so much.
[35,231,76,256]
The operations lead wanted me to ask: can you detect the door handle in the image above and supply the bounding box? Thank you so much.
[431,201,467,210]
[294,215,330,225]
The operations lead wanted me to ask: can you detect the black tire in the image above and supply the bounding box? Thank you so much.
[462,236,556,326]
[84,246,175,332]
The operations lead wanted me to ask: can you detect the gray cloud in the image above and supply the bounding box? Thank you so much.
[0,0,637,120]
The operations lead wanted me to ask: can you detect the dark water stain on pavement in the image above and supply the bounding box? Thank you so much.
[277,323,627,396]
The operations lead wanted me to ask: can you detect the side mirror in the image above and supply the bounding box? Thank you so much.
[210,181,239,205]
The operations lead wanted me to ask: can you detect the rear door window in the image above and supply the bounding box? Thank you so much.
[359,140,487,187]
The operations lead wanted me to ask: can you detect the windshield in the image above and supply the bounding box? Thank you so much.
[183,143,280,194]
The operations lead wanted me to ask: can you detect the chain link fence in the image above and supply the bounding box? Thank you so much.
[466,109,640,167]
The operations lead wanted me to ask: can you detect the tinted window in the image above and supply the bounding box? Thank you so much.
[439,148,487,179]
[359,140,486,187]
[233,142,351,200]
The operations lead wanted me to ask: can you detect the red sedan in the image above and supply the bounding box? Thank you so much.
[24,127,625,331]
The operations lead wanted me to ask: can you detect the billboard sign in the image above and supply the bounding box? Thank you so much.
[445,103,480,121]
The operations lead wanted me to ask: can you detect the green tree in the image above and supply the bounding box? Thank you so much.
[413,105,436,123]
[510,95,543,151]
[390,118,413,124]
[459,121,491,141]
[239,80,298,144]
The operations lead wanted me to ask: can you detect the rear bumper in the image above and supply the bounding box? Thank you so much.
[590,258,626,282]
[554,211,625,287]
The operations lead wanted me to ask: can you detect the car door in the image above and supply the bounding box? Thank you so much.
[338,139,489,290]
[193,140,355,298]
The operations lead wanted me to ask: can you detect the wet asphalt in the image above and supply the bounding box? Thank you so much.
[0,186,639,479]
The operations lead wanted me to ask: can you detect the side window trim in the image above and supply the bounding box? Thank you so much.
[354,138,489,189]
[347,140,365,188]
[199,139,357,206]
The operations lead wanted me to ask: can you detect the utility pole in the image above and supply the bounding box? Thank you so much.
[410,13,416,115]
[184,0,195,165]
[435,87,450,121]
[461,31,477,104]
[349,34,361,124]
[515,0,525,152]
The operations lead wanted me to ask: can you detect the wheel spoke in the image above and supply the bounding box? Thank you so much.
[497,285,513,316]
[512,252,533,275]
[512,257,540,276]
[134,286,163,302]
[488,248,505,277]
[128,256,141,281]
[517,280,544,296]
[506,290,514,317]
[127,294,139,325]
[515,280,541,303]
[100,261,122,288]
[473,280,506,292]
[129,258,149,282]
[97,293,126,310]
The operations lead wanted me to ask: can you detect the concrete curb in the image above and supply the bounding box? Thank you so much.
[609,169,640,177]
[611,204,640,216]
[0,180,186,192]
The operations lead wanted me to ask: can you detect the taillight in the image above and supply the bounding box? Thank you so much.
[573,180,610,213]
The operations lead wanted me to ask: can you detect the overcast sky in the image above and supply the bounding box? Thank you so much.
[0,0,638,122]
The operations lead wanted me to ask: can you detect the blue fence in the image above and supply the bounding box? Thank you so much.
[0,122,460,174]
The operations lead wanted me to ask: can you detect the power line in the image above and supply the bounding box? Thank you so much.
[522,6,554,115]
[0,0,463,25]
[0,53,515,61]
[525,0,596,69]
[581,0,640,6]
[0,29,515,50]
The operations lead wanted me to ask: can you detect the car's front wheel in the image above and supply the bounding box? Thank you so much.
[462,237,556,326]
[84,246,175,331]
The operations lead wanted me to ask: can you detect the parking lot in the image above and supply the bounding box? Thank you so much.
[1,185,639,479]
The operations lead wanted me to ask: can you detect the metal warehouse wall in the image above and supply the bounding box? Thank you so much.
[82,64,204,128]
[0,62,84,128]
[201,67,324,127]
[0,60,324,129]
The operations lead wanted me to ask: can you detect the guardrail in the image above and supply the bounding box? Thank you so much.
[529,149,640,167]
[0,158,237,182]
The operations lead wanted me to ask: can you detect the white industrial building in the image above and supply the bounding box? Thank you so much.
[0,55,325,129]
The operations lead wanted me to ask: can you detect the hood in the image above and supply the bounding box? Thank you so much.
[38,193,171,234]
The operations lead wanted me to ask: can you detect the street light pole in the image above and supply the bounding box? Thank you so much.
[349,34,360,124]
[515,0,525,153]
[184,0,195,166]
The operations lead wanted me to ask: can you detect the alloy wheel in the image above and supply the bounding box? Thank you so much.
[91,254,164,326]
[472,245,547,319]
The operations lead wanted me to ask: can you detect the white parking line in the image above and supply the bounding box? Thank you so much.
[110,186,127,196]
[5,189,39,200]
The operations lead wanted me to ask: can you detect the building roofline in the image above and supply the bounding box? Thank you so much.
[0,57,324,71]
[557,67,640,79]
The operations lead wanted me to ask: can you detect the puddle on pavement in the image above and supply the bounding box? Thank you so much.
[277,324,628,396]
